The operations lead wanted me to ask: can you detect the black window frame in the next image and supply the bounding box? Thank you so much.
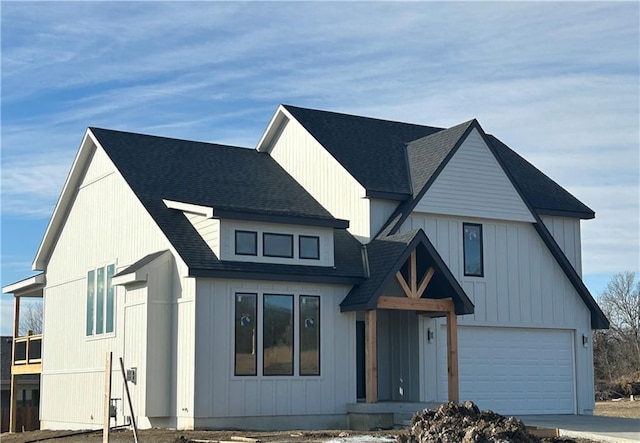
[299,295,321,376]
[235,230,258,256]
[263,233,294,258]
[234,292,258,376]
[463,222,484,277]
[262,293,294,376]
[299,235,320,260]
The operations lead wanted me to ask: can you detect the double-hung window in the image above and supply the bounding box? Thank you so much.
[86,264,115,336]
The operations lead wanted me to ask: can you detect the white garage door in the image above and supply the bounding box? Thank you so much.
[438,326,575,414]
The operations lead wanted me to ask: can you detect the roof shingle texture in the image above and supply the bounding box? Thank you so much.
[90,128,364,278]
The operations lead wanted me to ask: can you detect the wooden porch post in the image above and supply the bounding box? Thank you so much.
[365,309,377,403]
[10,296,21,433]
[446,310,459,403]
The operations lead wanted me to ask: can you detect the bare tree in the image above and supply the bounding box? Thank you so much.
[18,299,43,335]
[593,271,640,398]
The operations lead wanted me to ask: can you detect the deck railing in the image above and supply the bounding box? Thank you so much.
[13,332,42,366]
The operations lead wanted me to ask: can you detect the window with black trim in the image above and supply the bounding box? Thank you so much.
[463,223,483,277]
[233,292,321,376]
[263,233,293,258]
[263,294,294,375]
[235,230,257,256]
[299,295,320,375]
[86,264,115,336]
[299,235,320,260]
[234,293,257,375]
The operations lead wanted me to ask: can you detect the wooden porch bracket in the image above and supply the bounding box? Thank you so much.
[395,251,435,299]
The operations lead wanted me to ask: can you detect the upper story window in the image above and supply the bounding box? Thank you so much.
[86,264,115,336]
[235,230,257,256]
[263,233,294,258]
[299,235,320,260]
[463,223,483,277]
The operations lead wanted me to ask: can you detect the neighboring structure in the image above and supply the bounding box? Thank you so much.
[1,336,40,432]
[3,105,608,431]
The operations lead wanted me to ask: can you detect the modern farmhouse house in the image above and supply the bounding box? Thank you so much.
[4,105,608,431]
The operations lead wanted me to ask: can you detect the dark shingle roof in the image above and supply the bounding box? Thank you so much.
[489,135,595,219]
[90,128,363,282]
[340,230,474,315]
[283,105,440,198]
[284,106,594,219]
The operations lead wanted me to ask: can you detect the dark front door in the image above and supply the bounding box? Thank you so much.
[356,320,366,399]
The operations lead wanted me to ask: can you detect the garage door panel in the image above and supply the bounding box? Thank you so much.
[438,326,575,414]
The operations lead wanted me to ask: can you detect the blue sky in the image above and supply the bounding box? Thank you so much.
[1,1,639,335]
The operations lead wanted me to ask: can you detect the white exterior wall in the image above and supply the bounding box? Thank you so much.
[265,116,372,242]
[219,219,335,267]
[416,129,535,223]
[185,213,220,258]
[40,143,195,430]
[401,213,594,414]
[193,278,355,429]
[541,215,583,276]
[369,199,399,238]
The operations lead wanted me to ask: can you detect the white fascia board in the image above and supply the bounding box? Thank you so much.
[163,199,214,218]
[32,129,99,271]
[2,273,45,296]
[256,105,291,153]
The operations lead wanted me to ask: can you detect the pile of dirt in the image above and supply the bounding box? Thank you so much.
[397,401,576,443]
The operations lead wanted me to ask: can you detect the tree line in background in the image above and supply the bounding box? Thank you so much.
[593,271,640,400]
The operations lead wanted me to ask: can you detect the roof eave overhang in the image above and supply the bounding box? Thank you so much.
[189,267,363,285]
[366,190,412,201]
[32,129,100,271]
[2,273,45,297]
[256,105,291,153]
[535,207,595,220]
[214,209,349,229]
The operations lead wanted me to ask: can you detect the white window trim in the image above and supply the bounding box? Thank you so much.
[85,262,117,340]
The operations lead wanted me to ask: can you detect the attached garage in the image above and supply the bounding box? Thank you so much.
[438,326,576,415]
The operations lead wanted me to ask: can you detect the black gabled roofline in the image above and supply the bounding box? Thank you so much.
[340,229,474,315]
[480,127,609,329]
[387,120,479,236]
[533,223,609,329]
[214,209,349,229]
[189,267,363,285]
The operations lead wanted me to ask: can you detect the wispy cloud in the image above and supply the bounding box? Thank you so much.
[1,0,638,282]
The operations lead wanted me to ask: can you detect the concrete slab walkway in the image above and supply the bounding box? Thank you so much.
[519,414,640,443]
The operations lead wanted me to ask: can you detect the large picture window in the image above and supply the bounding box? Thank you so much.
[86,264,116,336]
[233,291,321,376]
[463,223,483,277]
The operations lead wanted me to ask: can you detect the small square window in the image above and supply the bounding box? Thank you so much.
[263,233,293,258]
[236,231,257,256]
[299,236,320,260]
[463,223,483,277]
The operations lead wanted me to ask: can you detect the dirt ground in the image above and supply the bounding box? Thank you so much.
[594,398,640,418]
[2,400,638,443]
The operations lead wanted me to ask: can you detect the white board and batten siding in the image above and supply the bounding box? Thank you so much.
[541,215,583,276]
[40,140,194,430]
[219,219,335,267]
[402,213,594,414]
[261,111,374,243]
[193,278,355,429]
[416,128,535,223]
[185,213,221,258]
